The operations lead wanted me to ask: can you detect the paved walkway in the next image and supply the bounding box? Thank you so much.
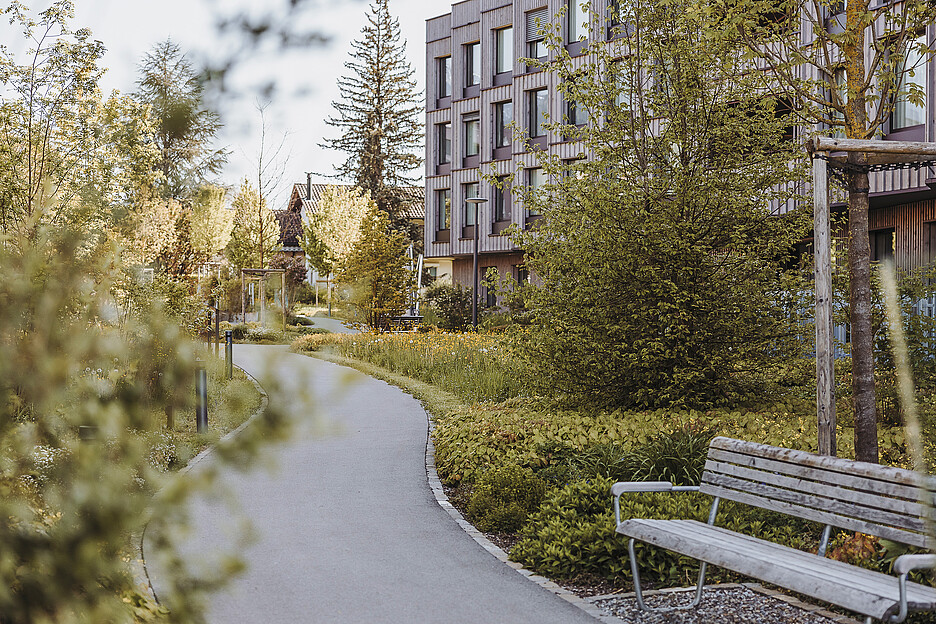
[144,344,601,624]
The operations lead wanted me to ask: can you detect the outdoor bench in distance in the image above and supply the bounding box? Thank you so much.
[613,436,936,624]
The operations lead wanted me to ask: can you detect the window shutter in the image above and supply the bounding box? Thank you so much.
[526,8,548,41]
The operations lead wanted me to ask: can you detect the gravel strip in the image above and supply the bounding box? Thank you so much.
[592,585,855,624]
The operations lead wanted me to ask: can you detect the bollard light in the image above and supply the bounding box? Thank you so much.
[225,330,233,380]
[196,366,208,433]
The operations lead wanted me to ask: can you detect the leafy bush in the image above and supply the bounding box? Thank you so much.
[228,322,285,343]
[618,424,717,486]
[432,402,822,486]
[293,281,315,304]
[423,282,473,331]
[512,477,823,587]
[467,464,546,533]
[0,227,289,622]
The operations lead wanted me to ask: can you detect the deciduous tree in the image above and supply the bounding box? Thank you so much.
[336,206,413,329]
[0,0,106,236]
[226,177,279,272]
[514,0,808,409]
[728,0,936,462]
[300,185,374,277]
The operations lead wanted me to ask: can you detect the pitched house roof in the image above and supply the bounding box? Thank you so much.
[276,182,426,252]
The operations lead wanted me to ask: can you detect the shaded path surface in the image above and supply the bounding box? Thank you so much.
[145,344,600,624]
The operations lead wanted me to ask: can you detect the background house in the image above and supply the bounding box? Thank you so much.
[276,177,430,286]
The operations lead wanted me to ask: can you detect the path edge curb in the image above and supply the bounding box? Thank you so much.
[139,364,269,605]
[424,413,622,624]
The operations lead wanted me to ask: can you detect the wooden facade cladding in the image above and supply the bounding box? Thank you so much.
[868,198,936,270]
[427,0,936,281]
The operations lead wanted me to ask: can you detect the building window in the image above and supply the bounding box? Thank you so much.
[515,265,529,284]
[494,176,511,222]
[891,35,927,131]
[466,42,481,87]
[871,228,895,263]
[436,188,451,230]
[829,67,846,138]
[437,122,451,164]
[494,100,513,148]
[608,0,623,37]
[495,26,513,74]
[482,267,498,308]
[529,88,548,138]
[568,0,585,42]
[463,182,480,226]
[527,168,545,216]
[526,8,548,59]
[464,114,480,157]
[438,56,452,98]
[565,82,587,126]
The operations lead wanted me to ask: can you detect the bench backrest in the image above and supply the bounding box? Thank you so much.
[700,436,936,548]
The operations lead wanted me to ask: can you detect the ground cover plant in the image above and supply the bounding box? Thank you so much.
[293,328,936,600]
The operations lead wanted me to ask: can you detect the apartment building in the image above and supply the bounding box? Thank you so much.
[424,0,936,295]
[426,0,596,298]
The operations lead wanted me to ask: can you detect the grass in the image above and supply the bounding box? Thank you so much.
[291,330,530,404]
[143,352,264,471]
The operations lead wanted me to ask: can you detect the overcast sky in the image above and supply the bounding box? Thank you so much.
[45,0,441,209]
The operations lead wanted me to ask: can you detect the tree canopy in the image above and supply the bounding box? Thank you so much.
[728,0,936,462]
[135,39,227,200]
[337,206,413,329]
[300,185,374,277]
[513,0,809,409]
[322,0,423,242]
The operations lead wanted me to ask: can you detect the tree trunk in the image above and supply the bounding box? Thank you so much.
[848,161,878,463]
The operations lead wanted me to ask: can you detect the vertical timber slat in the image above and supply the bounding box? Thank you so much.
[814,154,836,456]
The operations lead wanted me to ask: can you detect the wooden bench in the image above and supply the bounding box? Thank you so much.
[386,315,423,333]
[613,436,936,623]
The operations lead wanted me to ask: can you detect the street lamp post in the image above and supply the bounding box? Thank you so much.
[465,197,488,329]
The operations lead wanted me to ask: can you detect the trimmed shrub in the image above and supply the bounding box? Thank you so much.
[467,464,546,533]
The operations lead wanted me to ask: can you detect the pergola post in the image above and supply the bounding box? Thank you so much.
[813,153,836,456]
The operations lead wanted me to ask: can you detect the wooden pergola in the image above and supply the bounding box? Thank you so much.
[241,268,287,332]
[808,137,936,456]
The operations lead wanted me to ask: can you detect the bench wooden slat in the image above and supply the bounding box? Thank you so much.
[702,471,927,535]
[702,483,930,548]
[704,458,927,519]
[707,447,932,502]
[619,518,936,620]
[710,437,936,492]
[666,521,929,596]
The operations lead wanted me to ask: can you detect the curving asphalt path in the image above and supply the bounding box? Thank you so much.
[144,344,603,624]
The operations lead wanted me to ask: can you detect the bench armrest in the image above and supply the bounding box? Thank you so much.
[893,554,936,575]
[611,481,700,526]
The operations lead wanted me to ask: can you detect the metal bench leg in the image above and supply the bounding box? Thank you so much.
[628,538,708,613]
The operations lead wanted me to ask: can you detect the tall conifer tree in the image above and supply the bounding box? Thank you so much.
[322,0,423,244]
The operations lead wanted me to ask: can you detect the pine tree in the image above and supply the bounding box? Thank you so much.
[135,39,227,200]
[322,0,423,243]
